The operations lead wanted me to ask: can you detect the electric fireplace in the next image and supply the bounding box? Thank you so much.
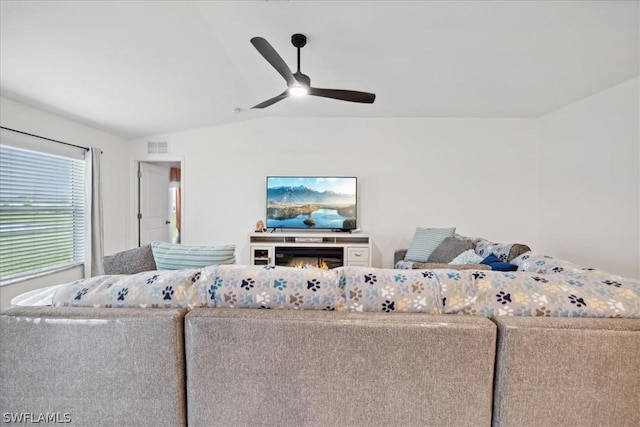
[274,246,344,269]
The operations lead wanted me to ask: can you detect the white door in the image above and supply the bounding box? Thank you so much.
[139,162,170,245]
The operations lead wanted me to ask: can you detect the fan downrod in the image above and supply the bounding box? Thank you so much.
[291,33,307,48]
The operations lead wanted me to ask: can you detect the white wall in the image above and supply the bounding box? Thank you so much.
[3,76,636,310]
[0,97,131,308]
[539,77,639,279]
[131,117,540,268]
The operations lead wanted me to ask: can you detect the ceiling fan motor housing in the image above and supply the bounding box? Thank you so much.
[291,33,307,48]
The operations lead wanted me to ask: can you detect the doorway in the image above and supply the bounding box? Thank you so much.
[134,160,183,247]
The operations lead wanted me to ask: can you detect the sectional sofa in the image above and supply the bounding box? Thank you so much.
[2,255,639,427]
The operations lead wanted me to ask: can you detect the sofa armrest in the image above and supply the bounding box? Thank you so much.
[394,249,408,265]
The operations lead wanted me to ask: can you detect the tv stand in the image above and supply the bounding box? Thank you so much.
[249,232,371,267]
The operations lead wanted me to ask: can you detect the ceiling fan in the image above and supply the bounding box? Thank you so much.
[250,33,376,109]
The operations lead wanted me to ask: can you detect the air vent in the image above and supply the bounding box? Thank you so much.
[147,141,168,154]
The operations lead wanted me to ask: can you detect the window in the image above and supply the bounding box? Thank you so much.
[0,144,85,283]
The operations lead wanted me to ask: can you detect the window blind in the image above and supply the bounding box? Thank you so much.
[0,144,85,282]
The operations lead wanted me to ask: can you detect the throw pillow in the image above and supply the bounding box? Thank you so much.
[480,253,518,271]
[427,237,475,263]
[404,227,456,263]
[151,241,236,270]
[103,244,157,275]
[449,249,484,265]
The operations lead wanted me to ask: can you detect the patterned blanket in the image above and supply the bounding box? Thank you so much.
[21,253,640,319]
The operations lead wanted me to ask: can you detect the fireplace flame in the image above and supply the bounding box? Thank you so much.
[292,259,329,270]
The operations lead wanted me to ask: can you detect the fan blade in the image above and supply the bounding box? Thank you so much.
[250,37,296,86]
[251,90,289,109]
[309,87,376,104]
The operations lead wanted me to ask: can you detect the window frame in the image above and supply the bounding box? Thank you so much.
[0,129,87,286]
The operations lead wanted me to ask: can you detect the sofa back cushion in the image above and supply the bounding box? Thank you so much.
[427,237,475,263]
[185,308,497,427]
[1,307,188,427]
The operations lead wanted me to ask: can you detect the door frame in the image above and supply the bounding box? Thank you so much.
[129,156,185,248]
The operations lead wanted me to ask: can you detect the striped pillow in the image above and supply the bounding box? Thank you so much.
[151,242,236,270]
[404,227,456,263]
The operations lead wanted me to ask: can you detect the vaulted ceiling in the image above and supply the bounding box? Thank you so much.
[1,1,638,139]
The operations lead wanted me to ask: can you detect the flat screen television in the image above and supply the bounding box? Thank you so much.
[266,176,357,231]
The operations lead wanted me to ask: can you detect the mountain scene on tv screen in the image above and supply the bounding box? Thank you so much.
[267,185,356,229]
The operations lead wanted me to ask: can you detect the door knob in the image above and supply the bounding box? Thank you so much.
[165,220,171,224]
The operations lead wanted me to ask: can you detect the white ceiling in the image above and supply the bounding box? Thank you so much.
[1,1,638,139]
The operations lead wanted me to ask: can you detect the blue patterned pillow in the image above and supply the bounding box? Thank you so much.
[404,227,456,262]
[151,242,235,270]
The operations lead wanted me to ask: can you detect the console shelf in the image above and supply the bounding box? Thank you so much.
[249,232,371,267]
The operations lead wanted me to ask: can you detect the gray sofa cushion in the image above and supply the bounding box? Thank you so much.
[427,237,475,263]
[103,244,157,275]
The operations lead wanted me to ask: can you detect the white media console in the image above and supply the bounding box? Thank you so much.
[249,232,371,268]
